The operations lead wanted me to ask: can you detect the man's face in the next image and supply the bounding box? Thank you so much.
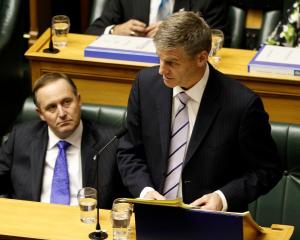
[157,46,207,89]
[36,79,81,139]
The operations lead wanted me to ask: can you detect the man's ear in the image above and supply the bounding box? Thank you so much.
[36,107,45,121]
[77,93,81,105]
[196,51,208,67]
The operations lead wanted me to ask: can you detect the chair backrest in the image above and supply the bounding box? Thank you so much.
[0,0,29,139]
[257,10,281,48]
[15,98,127,130]
[228,6,246,48]
[249,122,300,240]
[89,0,107,24]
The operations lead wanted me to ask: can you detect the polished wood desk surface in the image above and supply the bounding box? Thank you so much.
[25,30,300,123]
[0,198,135,240]
[0,198,293,240]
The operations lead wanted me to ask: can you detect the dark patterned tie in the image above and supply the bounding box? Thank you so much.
[163,92,189,199]
[50,140,71,205]
[158,0,172,21]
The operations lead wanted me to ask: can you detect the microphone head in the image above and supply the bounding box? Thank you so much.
[115,128,127,139]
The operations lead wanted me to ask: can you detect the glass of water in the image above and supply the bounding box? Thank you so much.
[77,187,97,224]
[111,199,133,240]
[52,15,70,48]
[209,29,224,64]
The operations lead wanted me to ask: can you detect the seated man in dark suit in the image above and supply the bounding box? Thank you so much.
[117,11,282,212]
[0,73,125,208]
[86,0,229,38]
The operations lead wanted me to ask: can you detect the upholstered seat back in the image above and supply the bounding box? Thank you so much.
[249,122,300,240]
[15,98,126,130]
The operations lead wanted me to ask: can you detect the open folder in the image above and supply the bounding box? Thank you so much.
[120,198,264,240]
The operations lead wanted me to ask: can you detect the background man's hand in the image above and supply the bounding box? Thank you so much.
[144,190,166,200]
[113,19,147,36]
[189,192,223,211]
[145,21,162,38]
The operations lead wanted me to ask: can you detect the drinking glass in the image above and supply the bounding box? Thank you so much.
[52,15,70,48]
[77,187,97,224]
[209,29,224,64]
[111,199,133,240]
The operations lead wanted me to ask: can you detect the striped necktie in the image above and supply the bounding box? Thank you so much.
[163,92,189,199]
[158,0,172,21]
[50,140,71,205]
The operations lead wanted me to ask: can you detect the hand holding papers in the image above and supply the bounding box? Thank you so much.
[84,35,159,63]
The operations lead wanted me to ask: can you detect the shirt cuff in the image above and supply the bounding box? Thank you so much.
[215,190,228,211]
[104,25,115,35]
[140,187,156,199]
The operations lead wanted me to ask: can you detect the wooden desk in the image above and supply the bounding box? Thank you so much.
[0,198,135,240]
[25,30,300,124]
[0,198,294,240]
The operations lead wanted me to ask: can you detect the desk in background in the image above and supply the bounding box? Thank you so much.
[25,30,300,124]
[0,198,294,240]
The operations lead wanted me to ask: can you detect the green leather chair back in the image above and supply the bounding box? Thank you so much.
[228,6,246,48]
[0,0,30,139]
[15,98,127,130]
[249,122,300,240]
[257,10,281,48]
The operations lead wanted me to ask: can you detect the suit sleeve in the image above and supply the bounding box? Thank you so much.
[86,0,124,35]
[191,0,229,44]
[117,74,155,197]
[220,96,282,210]
[0,128,15,197]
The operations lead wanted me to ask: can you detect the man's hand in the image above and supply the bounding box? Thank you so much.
[145,21,162,38]
[189,192,223,211]
[113,19,147,36]
[144,190,166,200]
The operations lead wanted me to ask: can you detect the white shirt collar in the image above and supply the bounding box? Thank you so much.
[47,120,83,150]
[173,63,210,102]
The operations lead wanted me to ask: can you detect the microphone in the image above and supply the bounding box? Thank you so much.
[93,128,127,160]
[43,24,59,54]
[89,127,127,240]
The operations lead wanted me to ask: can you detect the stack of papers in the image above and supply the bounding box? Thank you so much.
[248,45,300,77]
[84,35,159,63]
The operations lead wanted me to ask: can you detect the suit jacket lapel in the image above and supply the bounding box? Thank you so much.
[30,125,48,201]
[81,122,98,188]
[134,0,151,24]
[184,66,222,165]
[155,77,173,171]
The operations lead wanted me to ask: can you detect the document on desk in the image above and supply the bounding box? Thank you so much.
[122,198,264,240]
[84,35,159,63]
[248,45,300,77]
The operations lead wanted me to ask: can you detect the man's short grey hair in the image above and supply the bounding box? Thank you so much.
[153,11,212,57]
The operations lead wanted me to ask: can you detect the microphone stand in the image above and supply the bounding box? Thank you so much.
[89,128,127,240]
[43,24,59,54]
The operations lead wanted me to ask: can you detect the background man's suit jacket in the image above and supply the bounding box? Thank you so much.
[117,65,282,212]
[86,0,229,37]
[0,119,127,209]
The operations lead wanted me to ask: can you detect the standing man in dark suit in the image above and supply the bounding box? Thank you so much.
[87,0,228,38]
[117,11,282,212]
[0,73,124,208]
